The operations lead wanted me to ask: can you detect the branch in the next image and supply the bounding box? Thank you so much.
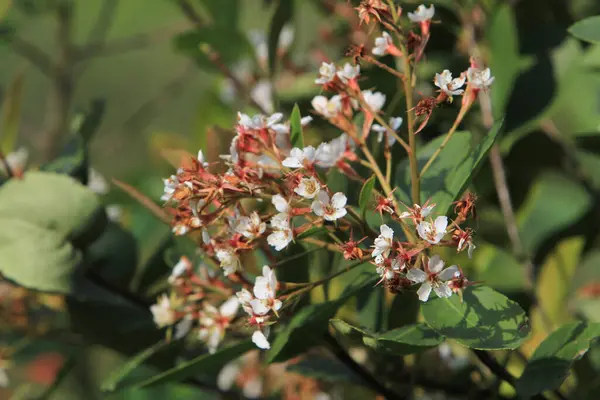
[174,0,204,27]
[9,36,54,78]
[85,0,118,44]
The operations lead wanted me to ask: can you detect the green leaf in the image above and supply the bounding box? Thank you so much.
[129,340,254,389]
[359,175,376,217]
[0,70,24,154]
[395,121,502,214]
[266,270,377,363]
[174,27,252,73]
[421,285,530,350]
[0,171,106,246]
[517,173,592,255]
[267,0,294,77]
[473,243,528,291]
[101,340,171,392]
[289,103,304,148]
[0,218,82,293]
[295,226,328,240]
[197,0,240,27]
[569,16,600,44]
[331,319,444,355]
[516,322,600,398]
[286,355,360,384]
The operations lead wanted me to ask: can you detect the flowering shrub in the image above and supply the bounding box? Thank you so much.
[3,1,600,399]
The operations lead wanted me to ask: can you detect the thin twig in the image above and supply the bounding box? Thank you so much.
[9,36,54,78]
[174,0,205,26]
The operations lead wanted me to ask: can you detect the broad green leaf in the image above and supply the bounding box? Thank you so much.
[358,286,385,332]
[331,319,444,355]
[289,103,304,148]
[517,173,591,255]
[0,171,106,246]
[266,270,377,363]
[395,121,502,215]
[0,218,82,293]
[473,243,527,291]
[359,175,376,217]
[516,322,600,398]
[129,340,254,389]
[174,27,252,73]
[0,70,24,154]
[102,340,171,392]
[267,0,294,77]
[569,16,600,44]
[421,285,530,350]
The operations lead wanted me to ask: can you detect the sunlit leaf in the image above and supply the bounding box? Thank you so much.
[569,16,600,44]
[289,103,304,148]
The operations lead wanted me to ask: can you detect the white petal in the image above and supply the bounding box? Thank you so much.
[434,283,453,299]
[439,265,459,281]
[217,362,240,391]
[434,216,448,234]
[417,282,433,302]
[174,317,193,340]
[380,224,394,238]
[330,208,347,221]
[267,113,283,126]
[252,330,271,349]
[282,157,303,168]
[428,255,445,274]
[311,200,325,216]
[250,299,270,315]
[417,221,431,241]
[220,297,240,317]
[407,268,427,283]
[331,192,347,208]
[317,190,330,203]
[271,194,289,213]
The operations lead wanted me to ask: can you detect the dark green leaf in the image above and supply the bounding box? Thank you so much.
[517,173,592,255]
[197,0,240,27]
[286,355,360,384]
[359,175,376,217]
[289,103,304,148]
[388,291,420,329]
[421,285,530,350]
[516,322,600,397]
[295,226,328,240]
[395,121,502,215]
[569,16,600,44]
[267,0,294,77]
[266,270,376,363]
[131,340,254,389]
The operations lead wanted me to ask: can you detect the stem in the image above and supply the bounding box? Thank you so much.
[364,55,405,80]
[324,333,405,400]
[399,49,420,205]
[301,237,341,252]
[419,104,470,178]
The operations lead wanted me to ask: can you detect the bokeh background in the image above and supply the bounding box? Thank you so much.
[2,0,600,399]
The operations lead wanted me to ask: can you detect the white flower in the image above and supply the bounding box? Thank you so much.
[161,175,179,202]
[315,134,350,168]
[282,146,317,169]
[315,62,337,85]
[467,67,495,89]
[294,176,321,199]
[198,297,240,353]
[417,216,448,244]
[238,112,283,130]
[150,294,175,327]
[253,266,282,313]
[336,63,360,83]
[311,95,342,118]
[197,150,209,168]
[272,194,290,213]
[406,255,459,302]
[0,147,28,175]
[434,69,466,97]
[236,212,267,240]
[174,316,193,340]
[217,362,240,391]
[372,116,402,146]
[362,90,386,112]
[311,191,347,221]
[250,80,275,114]
[272,116,313,135]
[408,4,435,22]
[169,256,192,284]
[372,31,393,56]
[252,330,271,350]
[267,213,294,251]
[376,258,403,281]
[216,249,241,275]
[372,224,394,258]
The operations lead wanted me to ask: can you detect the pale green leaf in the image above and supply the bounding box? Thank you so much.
[569,16,600,44]
[289,103,304,149]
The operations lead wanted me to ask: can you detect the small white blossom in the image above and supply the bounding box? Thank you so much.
[172,224,189,236]
[294,176,321,199]
[216,249,241,275]
[376,258,403,281]
[408,4,435,22]
[467,67,495,89]
[372,224,394,258]
[161,175,179,202]
[311,95,342,118]
[198,297,240,353]
[372,31,393,56]
[434,70,466,97]
[282,146,317,169]
[406,255,459,302]
[315,62,337,84]
[311,191,347,221]
[272,116,313,135]
[252,330,271,350]
[238,112,283,130]
[362,90,386,112]
[336,63,360,83]
[236,212,267,240]
[417,216,448,244]
[315,134,351,168]
[174,316,193,340]
[278,24,295,52]
[150,294,175,327]
[253,266,282,313]
[372,116,403,146]
[169,256,192,284]
[272,194,290,213]
[267,213,294,251]
[197,150,209,168]
[217,362,240,391]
